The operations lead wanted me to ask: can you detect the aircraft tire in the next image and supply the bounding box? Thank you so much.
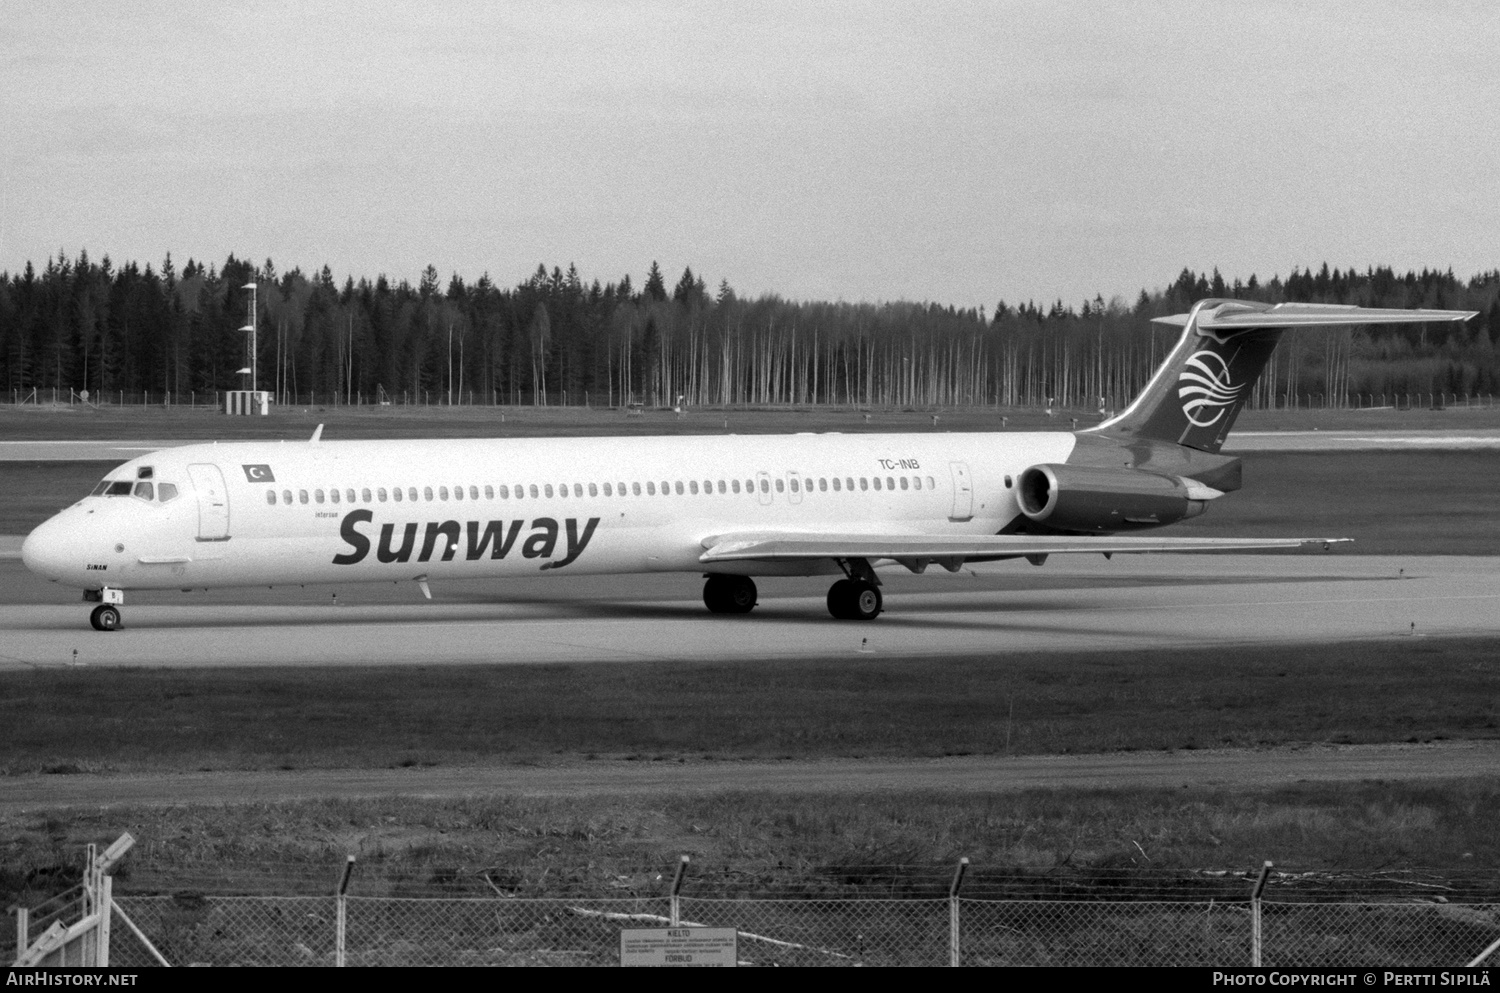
[848,581,882,621]
[90,605,121,631]
[704,575,757,614]
[826,579,854,619]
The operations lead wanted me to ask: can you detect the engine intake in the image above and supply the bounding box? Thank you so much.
[1016,464,1214,532]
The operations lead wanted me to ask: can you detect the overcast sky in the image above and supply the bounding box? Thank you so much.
[3,1,1497,308]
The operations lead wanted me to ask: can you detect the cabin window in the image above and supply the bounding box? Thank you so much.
[468,486,478,500]
[872,478,882,491]
[159,483,179,503]
[438,487,448,501]
[529,484,539,498]
[330,489,340,504]
[1003,475,1013,488]
[913,477,922,491]
[900,477,909,490]
[661,480,670,494]
[775,479,784,493]
[927,476,936,489]
[788,478,799,493]
[377,488,387,502]
[588,483,598,497]
[647,482,656,495]
[318,489,329,503]
[265,489,276,506]
[704,479,713,494]
[717,480,726,494]
[602,483,612,496]
[819,478,828,492]
[859,478,868,491]
[731,479,741,494]
[689,481,699,495]
[420,487,431,501]
[299,490,309,504]
[483,486,493,499]
[541,484,551,498]
[392,488,403,502]
[282,489,292,504]
[759,479,770,493]
[498,485,509,499]
[451,486,461,501]
[406,487,417,502]
[633,482,643,495]
[555,484,566,499]
[887,476,896,490]
[358,488,368,502]
[832,478,842,492]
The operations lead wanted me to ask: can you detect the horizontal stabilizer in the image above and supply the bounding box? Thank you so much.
[1153,301,1476,331]
[700,532,1349,564]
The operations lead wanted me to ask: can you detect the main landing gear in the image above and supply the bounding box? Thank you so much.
[703,574,758,614]
[826,579,882,620]
[85,587,124,631]
[827,557,882,620]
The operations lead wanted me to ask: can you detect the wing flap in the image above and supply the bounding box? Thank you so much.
[700,532,1348,564]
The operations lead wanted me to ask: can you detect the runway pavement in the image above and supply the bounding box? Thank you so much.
[4,429,1500,460]
[1,554,1496,670]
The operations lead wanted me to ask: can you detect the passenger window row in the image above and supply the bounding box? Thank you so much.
[263,475,941,507]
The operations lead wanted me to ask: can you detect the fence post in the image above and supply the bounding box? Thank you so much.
[1250,860,1272,967]
[96,876,111,967]
[12,905,26,962]
[335,855,355,967]
[669,855,689,927]
[949,857,969,967]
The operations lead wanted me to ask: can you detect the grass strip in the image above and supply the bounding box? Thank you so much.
[4,638,1497,775]
[6,781,1500,905]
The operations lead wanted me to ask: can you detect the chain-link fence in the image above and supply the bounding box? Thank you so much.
[85,892,1499,967]
[18,857,1500,968]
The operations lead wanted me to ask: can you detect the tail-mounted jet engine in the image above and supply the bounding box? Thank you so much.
[1016,464,1219,533]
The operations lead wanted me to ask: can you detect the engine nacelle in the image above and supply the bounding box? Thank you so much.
[1016,464,1215,532]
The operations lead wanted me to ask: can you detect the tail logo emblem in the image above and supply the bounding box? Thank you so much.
[1177,350,1244,427]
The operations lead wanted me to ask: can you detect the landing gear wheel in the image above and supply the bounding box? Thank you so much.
[89,605,121,631]
[703,575,757,614]
[827,579,854,619]
[827,579,882,620]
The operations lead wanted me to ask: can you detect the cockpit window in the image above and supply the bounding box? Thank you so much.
[158,483,178,502]
[133,482,154,501]
[137,466,154,480]
[106,481,133,497]
[91,480,110,497]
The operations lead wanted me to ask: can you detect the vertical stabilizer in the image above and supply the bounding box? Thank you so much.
[1086,299,1476,455]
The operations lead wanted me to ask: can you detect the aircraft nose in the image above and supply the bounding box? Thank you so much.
[22,514,80,582]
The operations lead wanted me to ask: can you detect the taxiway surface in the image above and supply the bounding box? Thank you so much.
[2,554,1496,670]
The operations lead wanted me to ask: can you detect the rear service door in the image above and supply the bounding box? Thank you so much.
[187,464,231,540]
[948,461,973,521]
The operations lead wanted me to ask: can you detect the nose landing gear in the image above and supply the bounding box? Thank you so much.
[84,587,124,631]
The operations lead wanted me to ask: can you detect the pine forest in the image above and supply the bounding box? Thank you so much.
[4,253,1500,410]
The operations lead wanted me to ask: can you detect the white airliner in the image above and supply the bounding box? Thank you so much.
[22,299,1474,631]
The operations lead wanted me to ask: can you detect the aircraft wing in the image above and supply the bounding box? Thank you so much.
[699,532,1348,566]
[1153,301,1476,330]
